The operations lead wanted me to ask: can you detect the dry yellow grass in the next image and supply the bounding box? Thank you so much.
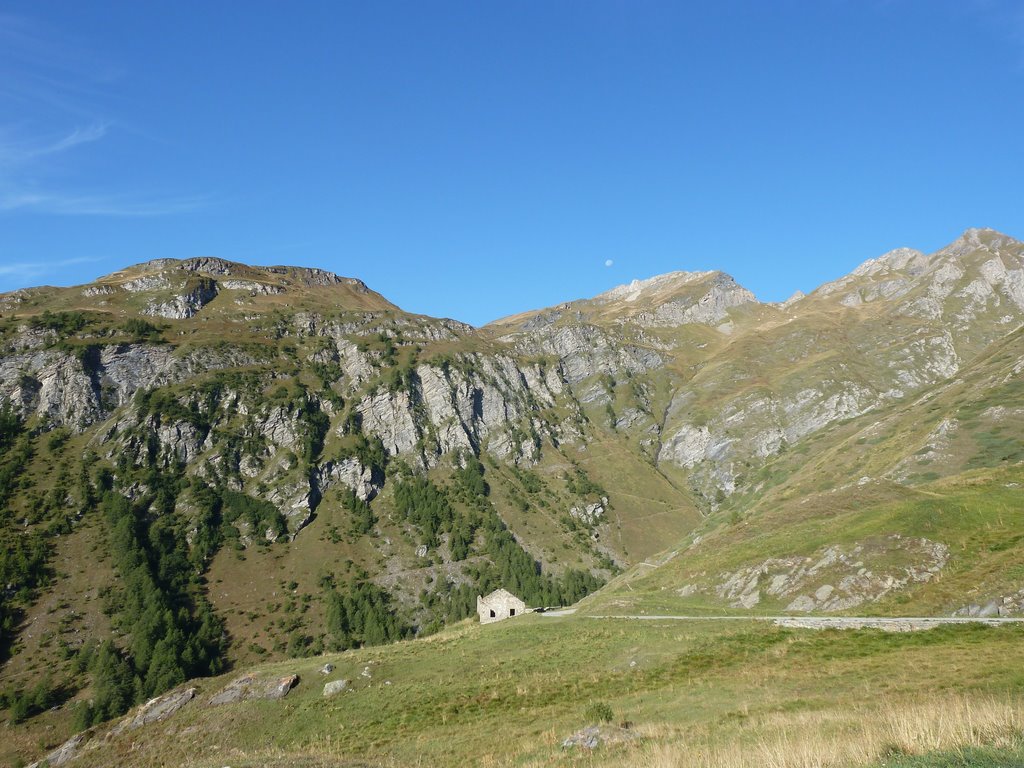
[170,698,1024,768]
[598,696,1024,768]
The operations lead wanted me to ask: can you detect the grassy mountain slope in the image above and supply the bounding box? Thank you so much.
[11,613,1024,767]
[3,229,1024,765]
[583,465,1024,618]
[583,322,1024,618]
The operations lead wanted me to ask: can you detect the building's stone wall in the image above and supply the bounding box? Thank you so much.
[477,589,527,624]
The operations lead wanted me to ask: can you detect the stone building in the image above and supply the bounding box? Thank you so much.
[477,588,527,624]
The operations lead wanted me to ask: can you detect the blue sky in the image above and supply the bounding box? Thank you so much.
[1,1,1023,325]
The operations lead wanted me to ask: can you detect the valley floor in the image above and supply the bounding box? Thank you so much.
[24,612,1024,768]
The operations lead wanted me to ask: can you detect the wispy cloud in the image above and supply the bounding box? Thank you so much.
[0,190,209,217]
[0,121,109,167]
[0,14,206,218]
[38,122,109,157]
[0,255,105,281]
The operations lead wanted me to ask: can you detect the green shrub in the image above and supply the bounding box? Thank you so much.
[29,310,91,336]
[585,701,614,724]
[123,318,164,342]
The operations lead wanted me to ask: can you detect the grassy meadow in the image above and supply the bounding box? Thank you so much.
[29,612,1022,768]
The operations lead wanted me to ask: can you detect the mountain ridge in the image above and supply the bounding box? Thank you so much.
[4,227,1019,331]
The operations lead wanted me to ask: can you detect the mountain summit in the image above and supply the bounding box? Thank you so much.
[590,270,758,327]
[809,228,1024,344]
[490,269,757,332]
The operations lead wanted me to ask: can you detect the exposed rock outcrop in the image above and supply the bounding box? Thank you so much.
[678,536,949,611]
[109,687,196,734]
[561,725,638,750]
[316,457,378,501]
[570,498,608,526]
[26,733,88,768]
[144,277,218,319]
[208,673,299,706]
[954,587,1024,618]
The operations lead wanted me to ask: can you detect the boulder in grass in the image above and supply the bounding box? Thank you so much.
[323,679,350,697]
[561,725,638,750]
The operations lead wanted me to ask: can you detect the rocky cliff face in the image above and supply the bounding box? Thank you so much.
[3,229,1023,516]
[0,342,265,429]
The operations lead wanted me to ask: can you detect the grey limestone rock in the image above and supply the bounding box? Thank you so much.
[569,500,606,526]
[110,687,196,734]
[561,725,638,750]
[315,457,378,502]
[144,278,218,319]
[208,673,299,706]
[26,732,88,768]
[323,679,349,697]
[680,536,950,612]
